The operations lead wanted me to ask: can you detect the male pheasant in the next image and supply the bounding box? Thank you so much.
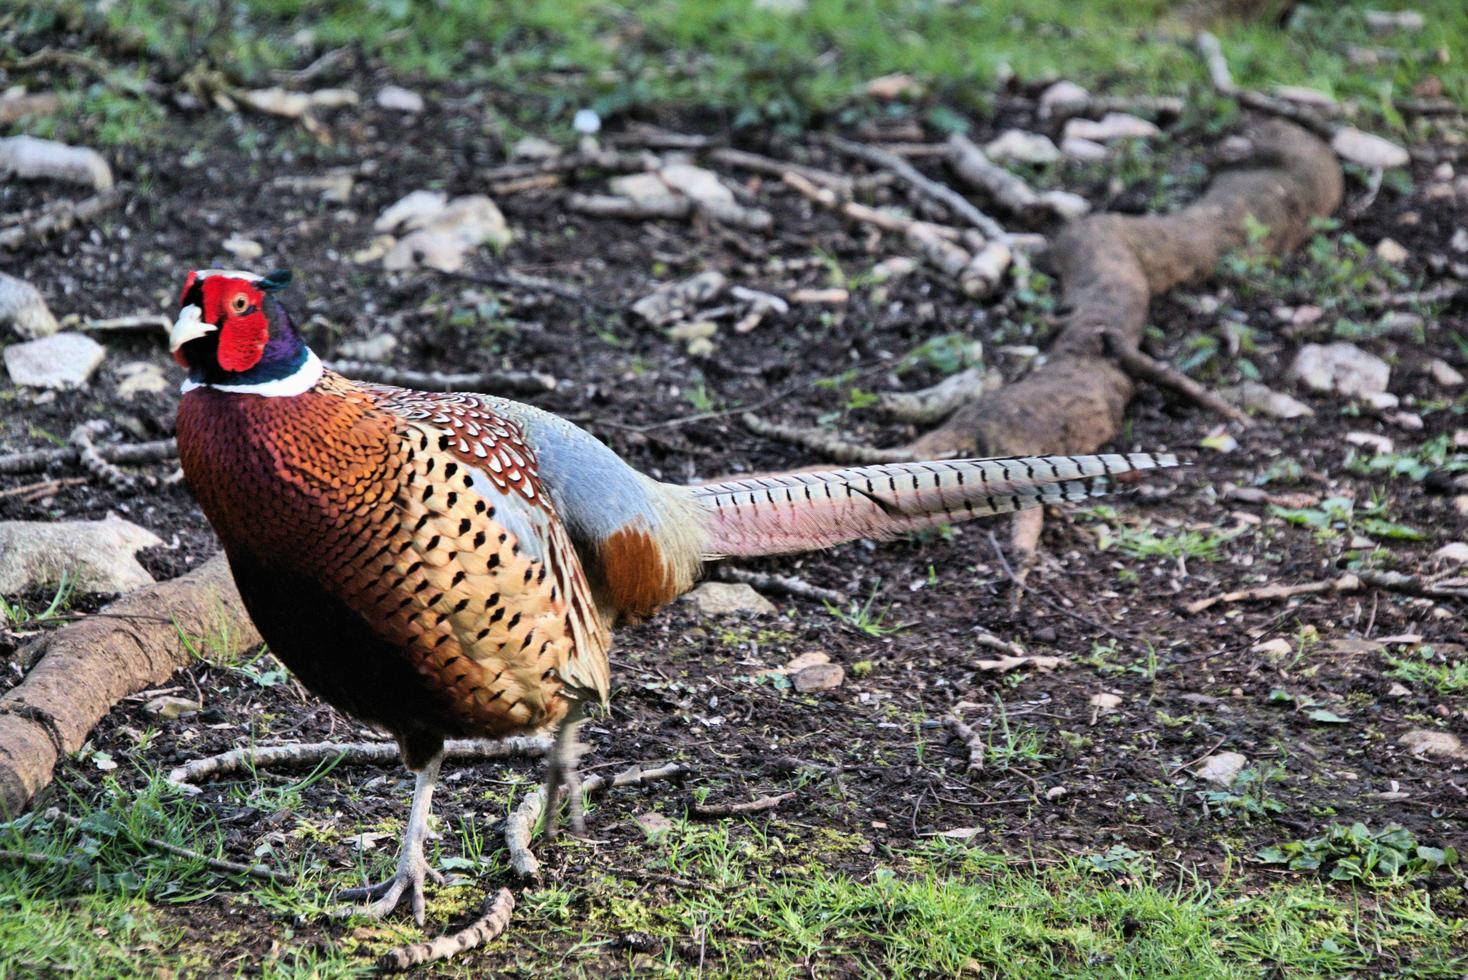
[171,268,1177,921]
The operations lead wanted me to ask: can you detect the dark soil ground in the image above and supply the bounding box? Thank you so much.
[2,54,1467,976]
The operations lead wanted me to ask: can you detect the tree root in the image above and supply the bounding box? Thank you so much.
[506,762,687,879]
[0,187,123,250]
[167,735,552,788]
[379,887,515,972]
[943,714,985,773]
[713,567,847,606]
[0,438,178,478]
[1186,571,1468,615]
[824,135,1009,242]
[879,367,991,425]
[69,421,138,493]
[1104,334,1253,428]
[741,412,928,464]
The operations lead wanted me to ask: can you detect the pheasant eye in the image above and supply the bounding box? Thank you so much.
[229,293,250,315]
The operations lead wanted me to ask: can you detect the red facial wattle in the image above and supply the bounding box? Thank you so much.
[200,278,269,373]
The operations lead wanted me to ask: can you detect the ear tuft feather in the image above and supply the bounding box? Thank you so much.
[259,269,293,292]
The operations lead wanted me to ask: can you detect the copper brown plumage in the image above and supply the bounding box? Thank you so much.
[171,269,1180,922]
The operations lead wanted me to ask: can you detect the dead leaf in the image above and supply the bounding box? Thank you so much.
[973,655,1064,673]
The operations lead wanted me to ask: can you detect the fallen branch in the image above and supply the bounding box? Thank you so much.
[0,438,178,477]
[824,135,1009,242]
[567,192,773,231]
[168,735,552,788]
[943,714,985,773]
[1041,94,1185,123]
[331,361,559,395]
[946,133,1089,221]
[82,314,171,333]
[42,807,291,885]
[1104,334,1253,428]
[689,791,795,819]
[713,567,847,606]
[707,147,853,194]
[0,554,259,816]
[0,188,125,250]
[741,413,926,464]
[483,149,660,185]
[1185,571,1468,614]
[0,135,114,191]
[781,171,960,240]
[379,887,514,972]
[70,421,137,493]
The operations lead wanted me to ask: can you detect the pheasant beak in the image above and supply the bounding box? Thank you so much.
[169,303,216,353]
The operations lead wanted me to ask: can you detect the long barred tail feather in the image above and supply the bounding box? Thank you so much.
[691,452,1180,558]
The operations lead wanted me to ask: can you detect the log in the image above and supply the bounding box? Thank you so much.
[0,554,257,815]
[909,120,1341,458]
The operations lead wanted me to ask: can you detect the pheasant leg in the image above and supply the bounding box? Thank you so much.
[539,708,587,839]
[338,752,443,924]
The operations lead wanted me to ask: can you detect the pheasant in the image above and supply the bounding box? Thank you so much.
[171,268,1177,922]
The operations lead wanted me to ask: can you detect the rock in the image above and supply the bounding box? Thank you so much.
[1222,381,1314,419]
[1271,85,1340,110]
[781,651,830,673]
[1379,311,1424,336]
[4,332,105,389]
[0,515,163,594]
[115,361,169,399]
[1039,80,1089,116]
[1331,127,1409,169]
[635,811,674,835]
[1386,682,1411,698]
[1289,342,1390,398]
[657,164,734,205]
[1374,238,1409,264]
[222,235,263,261]
[1195,751,1249,787]
[373,190,447,233]
[1252,638,1292,657]
[1362,391,1400,410]
[376,85,424,113]
[0,271,59,339]
[336,333,398,362]
[1345,431,1393,454]
[1038,190,1091,220]
[1364,9,1425,32]
[1451,228,1468,253]
[1060,136,1109,161]
[685,582,776,616]
[512,136,561,160]
[1433,542,1468,564]
[984,129,1060,165]
[630,271,727,325]
[143,696,201,720]
[572,108,601,134]
[1088,692,1122,712]
[380,195,512,272]
[1062,112,1159,142]
[1399,729,1464,759]
[0,134,113,191]
[1428,358,1464,387]
[609,172,676,203]
[793,662,845,693]
[1455,495,1468,518]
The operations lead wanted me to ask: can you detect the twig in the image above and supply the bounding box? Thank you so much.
[439,268,608,308]
[610,127,718,150]
[943,714,985,773]
[0,847,85,870]
[946,133,1087,220]
[1195,32,1237,96]
[879,366,989,424]
[379,888,515,972]
[332,361,560,395]
[1166,735,1230,778]
[689,791,796,819]
[0,438,178,478]
[82,314,170,333]
[708,147,853,194]
[713,567,847,606]
[0,188,124,250]
[1104,334,1253,428]
[0,476,88,500]
[168,735,552,787]
[824,135,1009,242]
[1041,94,1185,122]
[42,807,292,885]
[740,413,926,464]
[1186,570,1466,615]
[781,170,960,240]
[567,192,773,231]
[483,149,660,185]
[70,421,137,493]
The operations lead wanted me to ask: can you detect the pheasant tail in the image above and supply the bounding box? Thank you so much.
[691,452,1178,558]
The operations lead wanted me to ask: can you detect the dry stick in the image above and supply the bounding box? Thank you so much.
[330,361,559,395]
[69,420,137,493]
[42,807,292,885]
[1103,334,1254,428]
[740,413,927,465]
[824,135,1009,243]
[0,188,124,250]
[1186,571,1468,615]
[379,887,515,972]
[943,715,985,773]
[1041,94,1185,122]
[689,791,796,819]
[0,438,177,477]
[168,735,552,787]
[707,147,853,194]
[83,314,170,332]
[713,567,847,606]
[781,170,962,240]
[567,192,774,231]
[506,762,688,879]
[482,149,660,184]
[946,133,1086,221]
[0,848,83,870]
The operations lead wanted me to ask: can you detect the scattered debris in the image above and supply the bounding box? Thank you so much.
[0,134,113,191]
[974,654,1064,673]
[142,696,201,720]
[685,582,777,616]
[0,271,59,339]
[3,332,105,389]
[0,187,125,251]
[1374,237,1409,264]
[631,271,728,326]
[222,235,263,261]
[379,888,514,972]
[689,791,796,819]
[1432,542,1468,565]
[948,133,1087,220]
[943,713,985,772]
[1060,136,1109,161]
[0,515,162,594]
[1289,342,1390,398]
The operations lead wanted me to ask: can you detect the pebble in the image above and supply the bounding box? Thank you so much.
[0,271,59,339]
[1196,751,1249,787]
[793,662,845,693]
[376,85,425,113]
[1399,729,1464,759]
[1374,237,1409,264]
[1060,136,1109,161]
[1433,542,1468,564]
[1331,127,1409,169]
[143,696,202,720]
[984,129,1060,165]
[1038,80,1089,116]
[4,331,105,388]
[1221,381,1313,419]
[1062,112,1159,142]
[1289,342,1390,398]
[685,582,776,616]
[1345,431,1393,454]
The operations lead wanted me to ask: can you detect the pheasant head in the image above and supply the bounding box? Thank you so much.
[170,268,321,394]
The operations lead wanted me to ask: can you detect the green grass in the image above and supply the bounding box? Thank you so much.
[1384,646,1468,695]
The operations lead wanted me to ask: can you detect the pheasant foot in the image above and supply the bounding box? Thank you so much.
[336,753,442,925]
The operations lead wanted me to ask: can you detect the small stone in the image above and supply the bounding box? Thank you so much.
[1345,431,1393,454]
[609,172,677,203]
[635,811,674,835]
[1455,495,1468,517]
[222,236,263,261]
[1387,682,1412,698]
[1452,228,1468,253]
[657,164,735,205]
[1060,136,1109,161]
[1387,411,1423,431]
[1089,692,1122,712]
[0,271,59,339]
[1379,311,1424,335]
[1331,127,1409,169]
[685,582,776,617]
[864,73,920,100]
[1374,238,1409,264]
[4,332,105,389]
[1195,751,1249,787]
[1364,9,1425,33]
[1362,391,1400,410]
[0,515,163,593]
[1252,638,1292,657]
[572,108,601,134]
[115,361,168,399]
[1221,381,1314,419]
[870,256,918,282]
[781,651,830,674]
[1062,112,1159,142]
[1433,542,1468,564]
[1399,729,1464,759]
[793,662,845,693]
[1038,190,1091,220]
[1038,80,1089,116]
[337,333,398,362]
[1044,785,1068,800]
[143,696,201,720]
[511,136,561,161]
[984,129,1060,165]
[1289,342,1390,398]
[375,85,424,113]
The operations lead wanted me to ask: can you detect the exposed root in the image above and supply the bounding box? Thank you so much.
[331,361,559,395]
[824,135,1009,242]
[379,888,515,972]
[0,135,114,191]
[879,367,991,424]
[708,146,853,193]
[0,438,178,478]
[167,735,552,788]
[1040,94,1185,122]
[690,791,796,819]
[0,188,124,250]
[943,714,985,773]
[741,413,927,464]
[567,192,773,231]
[713,567,847,606]
[42,807,292,885]
[70,421,137,494]
[1186,571,1468,615]
[1104,333,1254,428]
[482,149,660,186]
[946,133,1089,220]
